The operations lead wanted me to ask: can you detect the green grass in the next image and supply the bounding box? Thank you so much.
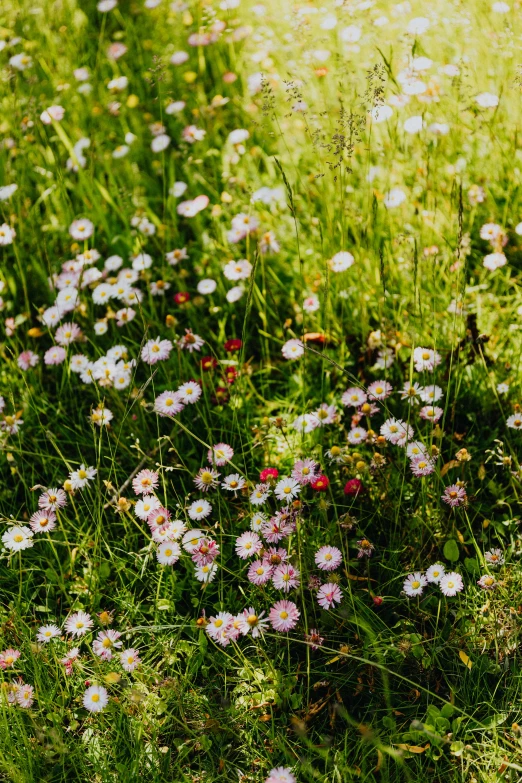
[1,0,522,780]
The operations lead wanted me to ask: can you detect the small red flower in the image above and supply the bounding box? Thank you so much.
[174,292,190,305]
[212,386,229,405]
[224,338,242,353]
[200,356,217,371]
[260,467,278,482]
[311,475,330,491]
[224,366,238,384]
[372,596,383,606]
[344,478,364,496]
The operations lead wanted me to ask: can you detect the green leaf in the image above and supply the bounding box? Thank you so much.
[443,539,460,562]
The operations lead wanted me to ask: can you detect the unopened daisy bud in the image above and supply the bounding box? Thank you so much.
[196,616,207,628]
[98,611,112,626]
[27,327,43,338]
[430,445,440,457]
[165,314,177,328]
[116,497,131,513]
[456,448,471,462]
[356,460,366,470]
[63,479,74,493]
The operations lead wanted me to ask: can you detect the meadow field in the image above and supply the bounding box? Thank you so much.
[1,0,522,780]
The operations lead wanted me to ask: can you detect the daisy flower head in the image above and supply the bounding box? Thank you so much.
[441,483,467,507]
[208,443,234,466]
[154,391,184,417]
[221,473,246,492]
[177,329,205,353]
[260,467,279,483]
[2,526,34,552]
[194,467,220,492]
[250,511,268,532]
[83,685,109,713]
[238,608,269,638]
[156,541,181,565]
[403,572,427,597]
[36,625,61,643]
[191,537,219,566]
[413,347,441,373]
[248,560,274,585]
[188,499,212,521]
[305,628,325,651]
[315,545,342,571]
[477,574,497,590]
[485,548,504,567]
[64,611,93,637]
[419,405,443,423]
[419,385,443,403]
[281,339,304,360]
[311,474,330,491]
[141,337,173,365]
[0,649,21,668]
[367,381,393,400]
[92,629,123,660]
[132,469,159,496]
[91,407,113,427]
[439,571,464,597]
[312,403,338,426]
[235,531,262,559]
[329,251,354,272]
[357,538,374,558]
[195,563,218,583]
[291,458,318,486]
[303,295,320,312]
[16,683,34,709]
[400,382,422,405]
[250,483,271,505]
[347,426,368,445]
[134,495,161,521]
[269,600,300,632]
[272,563,300,592]
[177,381,202,404]
[120,648,141,672]
[265,768,296,783]
[341,387,367,408]
[44,346,67,365]
[147,507,171,531]
[182,529,205,553]
[410,454,435,477]
[425,563,445,583]
[317,582,343,610]
[29,510,57,533]
[69,464,97,489]
[507,413,522,430]
[274,477,301,504]
[206,612,233,641]
[69,218,94,240]
[380,418,413,446]
[406,441,428,459]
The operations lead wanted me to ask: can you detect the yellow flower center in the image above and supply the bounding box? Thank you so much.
[13,534,23,543]
[412,581,420,589]
[280,611,288,620]
[91,694,100,702]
